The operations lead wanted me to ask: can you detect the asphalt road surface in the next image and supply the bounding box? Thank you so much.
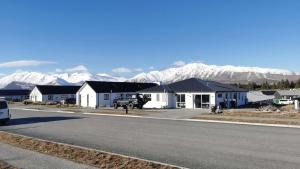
[1,109,300,169]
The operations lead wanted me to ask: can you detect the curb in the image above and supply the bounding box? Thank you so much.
[0,131,187,169]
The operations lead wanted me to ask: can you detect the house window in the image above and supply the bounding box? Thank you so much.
[225,93,228,99]
[156,94,160,101]
[201,95,210,109]
[176,94,186,108]
[217,93,223,98]
[104,94,110,100]
[48,95,53,101]
[143,94,151,101]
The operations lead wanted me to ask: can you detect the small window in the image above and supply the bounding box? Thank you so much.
[156,94,160,101]
[104,94,110,100]
[0,101,8,109]
[217,94,222,98]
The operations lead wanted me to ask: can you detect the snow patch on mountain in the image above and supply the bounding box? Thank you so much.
[0,65,126,89]
[130,63,300,84]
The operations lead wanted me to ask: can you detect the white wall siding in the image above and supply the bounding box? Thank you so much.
[77,83,137,108]
[176,92,215,109]
[142,93,176,108]
[29,87,43,102]
[77,84,97,108]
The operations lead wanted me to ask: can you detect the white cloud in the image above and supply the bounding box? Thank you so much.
[55,68,63,73]
[134,68,143,72]
[149,66,155,70]
[0,60,55,68]
[0,73,5,78]
[112,67,132,73]
[65,65,88,72]
[112,67,145,74]
[172,60,186,67]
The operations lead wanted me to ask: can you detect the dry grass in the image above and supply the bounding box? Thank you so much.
[0,131,178,169]
[0,160,18,169]
[88,108,166,116]
[193,106,300,125]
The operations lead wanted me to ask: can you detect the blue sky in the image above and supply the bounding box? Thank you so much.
[0,0,300,77]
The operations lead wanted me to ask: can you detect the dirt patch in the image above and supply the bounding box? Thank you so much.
[193,106,300,126]
[0,160,18,169]
[0,131,178,169]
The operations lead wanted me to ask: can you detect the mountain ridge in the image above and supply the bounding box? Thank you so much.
[1,63,299,89]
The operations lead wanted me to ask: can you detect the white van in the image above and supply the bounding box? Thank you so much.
[0,99,10,124]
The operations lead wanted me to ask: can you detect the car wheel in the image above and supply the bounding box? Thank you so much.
[128,103,134,109]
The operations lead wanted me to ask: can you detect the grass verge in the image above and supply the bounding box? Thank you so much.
[0,131,179,169]
[192,109,300,126]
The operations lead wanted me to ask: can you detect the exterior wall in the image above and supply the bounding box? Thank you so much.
[215,92,247,108]
[97,92,136,107]
[41,94,76,102]
[177,92,215,109]
[77,83,137,108]
[30,87,76,103]
[0,95,28,102]
[29,87,43,102]
[142,91,247,109]
[77,84,97,108]
[141,93,176,109]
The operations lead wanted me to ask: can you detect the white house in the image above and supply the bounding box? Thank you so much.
[139,78,248,109]
[76,81,157,108]
[0,90,30,102]
[30,85,81,102]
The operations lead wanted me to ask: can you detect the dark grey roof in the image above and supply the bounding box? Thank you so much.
[35,85,81,95]
[139,85,174,93]
[85,81,157,93]
[139,78,247,93]
[275,89,300,96]
[0,90,31,96]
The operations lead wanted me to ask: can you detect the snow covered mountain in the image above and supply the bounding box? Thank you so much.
[130,63,300,84]
[1,63,300,89]
[0,66,126,89]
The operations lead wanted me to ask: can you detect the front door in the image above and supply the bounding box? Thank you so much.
[195,95,202,108]
[87,94,89,107]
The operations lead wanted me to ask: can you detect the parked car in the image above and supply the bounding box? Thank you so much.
[113,94,150,109]
[273,99,294,105]
[0,99,10,124]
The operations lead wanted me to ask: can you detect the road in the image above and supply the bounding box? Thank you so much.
[1,109,300,169]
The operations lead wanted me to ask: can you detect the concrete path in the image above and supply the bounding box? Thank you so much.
[1,109,300,169]
[0,142,96,169]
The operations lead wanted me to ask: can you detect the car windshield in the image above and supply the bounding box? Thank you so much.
[0,101,8,109]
